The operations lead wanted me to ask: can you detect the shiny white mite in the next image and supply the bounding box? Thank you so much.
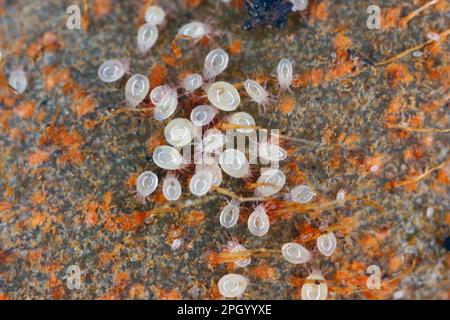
[190,104,217,127]
[219,200,240,228]
[229,112,255,134]
[164,118,195,147]
[255,168,286,197]
[316,232,337,257]
[244,79,270,107]
[282,242,311,264]
[301,272,328,300]
[290,185,316,203]
[162,175,182,201]
[137,23,159,54]
[218,274,248,298]
[189,170,213,196]
[219,149,250,178]
[247,205,270,237]
[182,73,203,92]
[277,58,293,90]
[153,145,183,170]
[144,5,166,26]
[178,21,209,41]
[125,74,150,107]
[207,81,240,111]
[8,68,27,94]
[230,244,251,268]
[203,48,229,80]
[98,59,126,83]
[289,0,308,12]
[136,171,158,199]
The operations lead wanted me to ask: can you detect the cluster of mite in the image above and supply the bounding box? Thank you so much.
[4,2,341,300]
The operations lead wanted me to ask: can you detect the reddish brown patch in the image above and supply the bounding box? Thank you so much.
[129,283,146,299]
[116,211,147,232]
[382,7,402,29]
[43,67,71,91]
[14,100,35,119]
[85,202,100,227]
[154,287,181,300]
[311,2,329,21]
[187,0,202,8]
[229,40,242,55]
[32,191,46,205]
[94,0,112,17]
[186,210,205,227]
[252,263,279,281]
[149,64,167,87]
[385,63,414,87]
[71,95,96,118]
[29,150,51,166]
[278,95,296,114]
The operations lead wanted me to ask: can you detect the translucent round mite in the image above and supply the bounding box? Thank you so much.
[151,86,178,120]
[8,69,27,94]
[153,146,183,170]
[178,21,208,40]
[289,0,308,11]
[162,175,182,201]
[258,142,287,162]
[229,112,255,134]
[230,244,251,268]
[218,274,248,298]
[255,168,286,197]
[144,5,166,26]
[136,171,158,198]
[125,74,150,107]
[189,170,213,196]
[244,79,269,106]
[203,48,229,80]
[247,205,270,237]
[201,128,226,153]
[164,118,195,147]
[219,200,240,228]
[190,104,216,127]
[197,163,222,186]
[207,81,240,111]
[277,58,293,90]
[301,272,328,300]
[282,242,311,264]
[137,23,159,54]
[316,232,337,257]
[290,185,316,203]
[219,149,249,178]
[150,85,171,105]
[98,59,125,83]
[183,73,203,92]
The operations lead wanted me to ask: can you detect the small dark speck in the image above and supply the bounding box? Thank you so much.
[443,236,450,251]
[145,155,152,162]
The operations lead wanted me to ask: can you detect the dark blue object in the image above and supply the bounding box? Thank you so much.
[244,0,293,30]
[444,236,450,251]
